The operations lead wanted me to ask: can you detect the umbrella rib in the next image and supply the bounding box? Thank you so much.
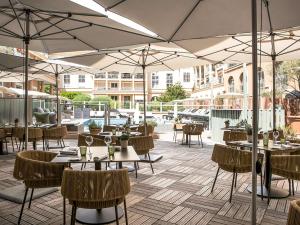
[106,0,127,10]
[8,0,25,36]
[277,47,300,56]
[119,51,140,65]
[144,44,151,64]
[0,30,20,38]
[32,12,97,50]
[150,54,175,71]
[31,18,66,38]
[232,36,270,56]
[99,51,140,70]
[277,38,300,55]
[225,49,270,57]
[168,0,203,42]
[106,53,139,66]
[0,10,24,36]
[147,53,179,66]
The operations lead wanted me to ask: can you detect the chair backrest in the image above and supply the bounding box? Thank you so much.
[211,144,252,173]
[173,123,184,130]
[182,124,192,134]
[286,200,300,225]
[103,125,116,132]
[268,130,284,140]
[13,127,43,140]
[44,126,68,139]
[13,151,65,188]
[61,168,130,202]
[129,136,154,155]
[0,129,5,139]
[138,124,154,136]
[223,130,247,142]
[78,134,106,146]
[271,155,300,181]
[190,124,204,135]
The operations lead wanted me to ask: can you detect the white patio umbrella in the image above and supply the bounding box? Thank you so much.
[61,43,208,133]
[0,0,162,150]
[93,0,300,223]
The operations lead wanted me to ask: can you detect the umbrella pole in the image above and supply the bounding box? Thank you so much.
[142,49,147,135]
[55,64,59,125]
[271,34,276,130]
[251,0,258,224]
[24,10,30,150]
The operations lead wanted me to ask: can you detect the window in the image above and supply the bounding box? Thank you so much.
[239,73,244,92]
[78,75,85,83]
[134,73,143,79]
[124,96,131,102]
[152,73,159,88]
[228,76,235,93]
[183,72,190,82]
[111,83,118,89]
[111,96,118,101]
[94,72,106,79]
[200,65,205,76]
[121,73,132,79]
[108,71,119,79]
[166,73,173,88]
[64,75,70,84]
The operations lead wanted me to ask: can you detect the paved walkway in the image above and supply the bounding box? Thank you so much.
[0,130,298,225]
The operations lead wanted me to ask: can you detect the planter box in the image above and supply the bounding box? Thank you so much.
[287,116,300,136]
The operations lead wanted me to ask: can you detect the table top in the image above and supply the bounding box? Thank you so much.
[88,131,142,137]
[51,146,140,163]
[227,140,300,152]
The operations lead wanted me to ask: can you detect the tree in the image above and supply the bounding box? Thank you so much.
[157,83,187,102]
[88,96,116,109]
[44,84,50,94]
[60,91,83,100]
[277,60,300,92]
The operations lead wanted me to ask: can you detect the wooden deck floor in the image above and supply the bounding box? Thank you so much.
[0,131,298,225]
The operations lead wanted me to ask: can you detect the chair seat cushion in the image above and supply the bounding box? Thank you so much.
[69,198,124,209]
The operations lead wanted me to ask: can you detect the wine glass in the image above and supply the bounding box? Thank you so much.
[85,135,93,156]
[273,130,279,144]
[104,135,112,146]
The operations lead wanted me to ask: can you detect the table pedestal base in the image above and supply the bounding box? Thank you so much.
[109,164,135,172]
[247,186,289,198]
[76,207,123,225]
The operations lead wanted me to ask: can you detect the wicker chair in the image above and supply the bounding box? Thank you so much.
[223,130,247,144]
[173,123,184,143]
[286,199,300,225]
[43,126,68,150]
[14,127,44,150]
[182,124,204,147]
[13,151,66,225]
[61,168,130,225]
[269,155,300,203]
[138,124,154,136]
[211,144,264,202]
[129,136,155,178]
[103,125,116,132]
[4,127,17,152]
[0,129,7,153]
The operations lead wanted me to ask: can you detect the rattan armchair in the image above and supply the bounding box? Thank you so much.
[223,130,247,144]
[14,127,44,150]
[13,151,66,225]
[61,168,130,225]
[269,155,300,203]
[182,124,204,147]
[211,144,264,202]
[286,199,300,225]
[129,136,155,178]
[138,124,154,136]
[103,125,116,132]
[43,126,68,150]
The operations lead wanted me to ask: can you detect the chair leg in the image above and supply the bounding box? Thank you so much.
[198,135,200,145]
[148,153,154,174]
[63,197,66,225]
[175,131,177,143]
[267,173,272,204]
[62,139,65,147]
[260,173,264,200]
[292,180,295,196]
[234,173,238,188]
[18,187,28,225]
[124,199,129,225]
[134,161,138,179]
[189,135,191,148]
[229,171,235,203]
[28,188,34,209]
[71,204,77,225]
[211,167,220,193]
[11,136,15,152]
[115,205,119,225]
[200,135,203,148]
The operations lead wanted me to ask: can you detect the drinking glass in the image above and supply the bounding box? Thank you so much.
[273,130,279,144]
[85,135,93,155]
[104,135,112,146]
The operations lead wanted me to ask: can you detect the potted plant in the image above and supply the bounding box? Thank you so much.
[88,120,101,135]
[224,120,230,128]
[245,124,253,142]
[14,118,19,127]
[120,133,129,150]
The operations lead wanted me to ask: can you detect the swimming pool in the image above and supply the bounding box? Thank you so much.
[83,118,128,129]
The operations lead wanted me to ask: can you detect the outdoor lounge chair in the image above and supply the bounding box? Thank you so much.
[13,151,66,225]
[129,136,155,178]
[61,168,130,225]
[211,144,263,202]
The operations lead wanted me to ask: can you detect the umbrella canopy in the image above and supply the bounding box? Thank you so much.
[0,0,162,53]
[95,0,300,42]
[192,29,300,64]
[60,43,208,72]
[216,93,244,99]
[0,87,50,98]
